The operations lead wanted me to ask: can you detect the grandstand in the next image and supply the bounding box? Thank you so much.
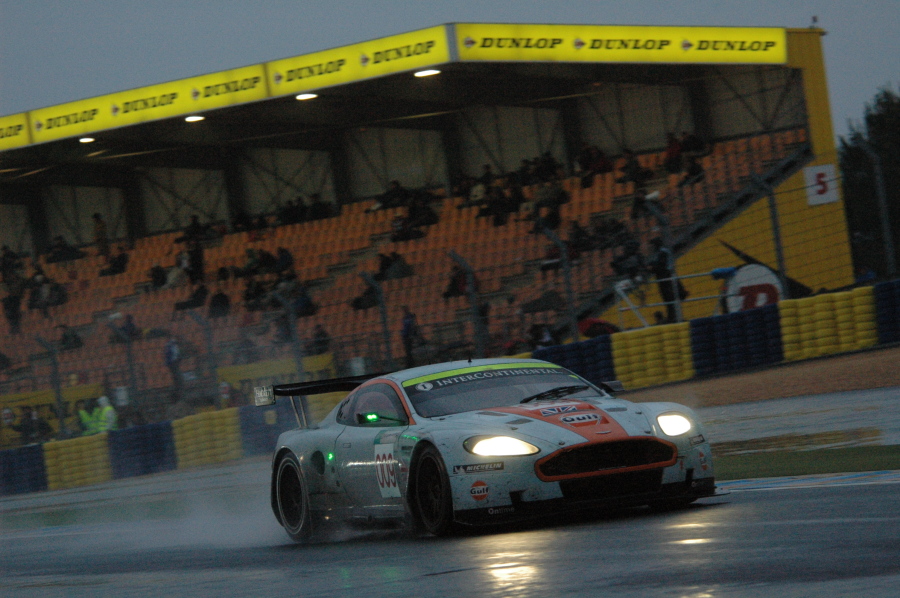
[0,23,853,446]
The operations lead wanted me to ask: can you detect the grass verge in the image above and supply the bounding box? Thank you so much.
[714,445,900,480]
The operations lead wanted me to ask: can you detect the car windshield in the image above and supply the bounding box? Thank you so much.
[402,365,604,417]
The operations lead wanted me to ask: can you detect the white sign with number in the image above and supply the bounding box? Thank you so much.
[374,443,401,498]
[804,164,839,206]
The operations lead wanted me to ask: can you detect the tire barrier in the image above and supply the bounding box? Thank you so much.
[533,335,615,388]
[43,433,112,491]
[238,401,296,457]
[0,444,47,495]
[0,284,895,496]
[781,287,877,361]
[171,408,242,469]
[691,305,783,377]
[611,323,694,390]
[108,422,177,480]
[875,280,900,344]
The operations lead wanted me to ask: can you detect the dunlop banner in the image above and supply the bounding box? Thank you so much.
[455,23,786,65]
[29,64,267,143]
[267,25,450,97]
[0,113,31,150]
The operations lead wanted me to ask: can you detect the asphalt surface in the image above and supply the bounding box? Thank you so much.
[1,387,899,597]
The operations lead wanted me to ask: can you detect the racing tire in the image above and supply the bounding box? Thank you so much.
[276,453,313,541]
[412,445,455,536]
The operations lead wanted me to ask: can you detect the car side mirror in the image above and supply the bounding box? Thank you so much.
[357,412,407,425]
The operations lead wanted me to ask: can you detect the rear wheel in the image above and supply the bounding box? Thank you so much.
[276,453,313,541]
[412,445,454,536]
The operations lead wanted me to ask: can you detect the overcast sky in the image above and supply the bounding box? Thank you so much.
[1,1,897,140]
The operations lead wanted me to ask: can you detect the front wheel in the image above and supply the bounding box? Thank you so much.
[412,445,455,536]
[276,453,313,541]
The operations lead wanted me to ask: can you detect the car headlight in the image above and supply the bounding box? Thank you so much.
[464,436,540,456]
[657,413,692,436]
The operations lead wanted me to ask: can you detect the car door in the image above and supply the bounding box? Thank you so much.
[334,383,409,517]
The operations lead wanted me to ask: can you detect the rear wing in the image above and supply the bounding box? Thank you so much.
[254,373,387,428]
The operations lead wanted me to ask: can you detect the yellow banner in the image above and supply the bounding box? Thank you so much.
[267,25,450,96]
[0,113,31,150]
[217,354,338,399]
[29,65,268,143]
[456,24,786,64]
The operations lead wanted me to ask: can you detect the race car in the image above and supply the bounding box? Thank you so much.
[255,358,718,540]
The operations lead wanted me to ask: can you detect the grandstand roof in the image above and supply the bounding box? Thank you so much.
[0,23,793,186]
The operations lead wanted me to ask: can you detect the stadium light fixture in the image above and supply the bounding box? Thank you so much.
[185,115,205,123]
[414,69,440,78]
[296,93,318,100]
[79,137,95,144]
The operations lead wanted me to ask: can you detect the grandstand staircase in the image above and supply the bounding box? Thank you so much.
[556,138,815,336]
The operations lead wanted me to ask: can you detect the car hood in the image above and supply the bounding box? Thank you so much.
[427,399,657,446]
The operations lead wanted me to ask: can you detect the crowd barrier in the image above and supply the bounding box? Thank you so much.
[1,282,898,496]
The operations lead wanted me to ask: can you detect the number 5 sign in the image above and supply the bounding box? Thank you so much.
[803,164,839,206]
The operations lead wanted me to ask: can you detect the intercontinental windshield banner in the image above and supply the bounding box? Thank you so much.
[454,24,787,65]
[266,25,450,97]
[29,64,268,144]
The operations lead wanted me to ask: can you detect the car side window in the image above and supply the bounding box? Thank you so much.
[348,384,408,427]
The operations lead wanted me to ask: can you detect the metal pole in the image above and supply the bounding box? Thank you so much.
[752,174,791,299]
[35,337,67,438]
[360,273,395,370]
[106,321,138,397]
[860,141,897,278]
[185,310,221,408]
[540,227,580,342]
[448,250,487,358]
[271,291,306,381]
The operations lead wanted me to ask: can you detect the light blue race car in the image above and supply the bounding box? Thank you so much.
[255,358,718,540]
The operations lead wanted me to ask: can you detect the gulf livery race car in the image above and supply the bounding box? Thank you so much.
[254,358,718,540]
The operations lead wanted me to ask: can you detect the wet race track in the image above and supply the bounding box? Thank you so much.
[2,388,900,597]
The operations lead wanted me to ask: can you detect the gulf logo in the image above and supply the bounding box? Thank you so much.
[560,413,601,427]
[470,480,489,501]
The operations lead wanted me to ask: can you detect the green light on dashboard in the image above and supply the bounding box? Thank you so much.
[365,413,379,422]
[327,452,334,461]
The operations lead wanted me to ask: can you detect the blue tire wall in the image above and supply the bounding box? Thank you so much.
[0,444,48,496]
[534,334,616,387]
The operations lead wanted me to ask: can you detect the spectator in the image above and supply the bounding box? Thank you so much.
[529,324,557,350]
[291,282,318,318]
[576,142,613,188]
[568,220,594,253]
[0,245,23,282]
[177,215,207,244]
[9,405,53,444]
[207,285,231,319]
[110,313,141,343]
[534,151,562,182]
[173,282,208,314]
[2,283,24,335]
[306,193,333,221]
[577,317,620,338]
[367,180,410,212]
[58,324,83,351]
[95,395,117,433]
[680,131,708,156]
[243,276,267,311]
[400,306,423,368]
[679,155,706,188]
[92,213,109,258]
[0,349,12,372]
[231,210,253,232]
[164,336,183,399]
[149,264,167,290]
[99,245,129,276]
[307,324,331,355]
[611,238,646,281]
[663,133,683,174]
[351,285,379,310]
[615,149,653,188]
[28,273,67,318]
[373,252,414,281]
[275,247,295,273]
[46,236,86,263]
[648,237,688,323]
[186,241,204,284]
[389,214,425,242]
[540,241,580,276]
[74,399,94,436]
[630,189,663,227]
[442,264,467,300]
[233,333,257,365]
